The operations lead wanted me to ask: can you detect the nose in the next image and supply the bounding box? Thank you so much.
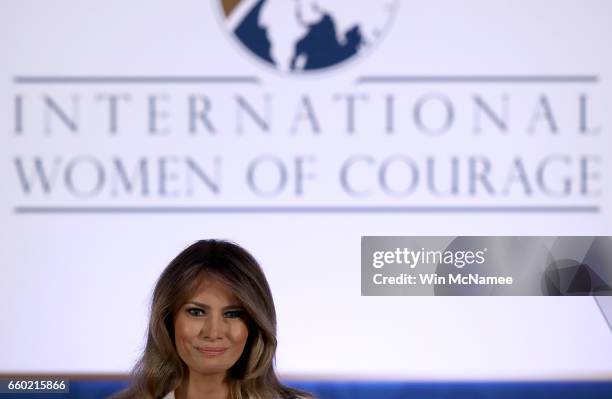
[199,313,224,340]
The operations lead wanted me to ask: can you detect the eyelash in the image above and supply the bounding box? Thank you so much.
[186,308,244,319]
[224,310,244,319]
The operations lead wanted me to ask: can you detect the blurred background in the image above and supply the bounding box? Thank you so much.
[1,0,611,397]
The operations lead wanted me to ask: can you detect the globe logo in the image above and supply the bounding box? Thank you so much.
[218,0,399,73]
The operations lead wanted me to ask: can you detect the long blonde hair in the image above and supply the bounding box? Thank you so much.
[114,240,311,399]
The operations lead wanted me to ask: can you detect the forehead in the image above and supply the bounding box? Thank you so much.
[188,275,239,305]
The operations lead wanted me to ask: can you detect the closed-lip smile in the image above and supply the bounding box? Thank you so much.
[195,346,228,356]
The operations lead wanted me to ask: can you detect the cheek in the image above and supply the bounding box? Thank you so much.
[229,321,249,348]
[174,315,199,353]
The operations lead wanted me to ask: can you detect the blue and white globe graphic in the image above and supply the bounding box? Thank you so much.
[219,0,398,73]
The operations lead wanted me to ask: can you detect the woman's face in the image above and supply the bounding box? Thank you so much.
[174,276,249,379]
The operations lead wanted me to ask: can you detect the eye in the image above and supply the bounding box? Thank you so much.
[224,309,244,319]
[186,307,205,317]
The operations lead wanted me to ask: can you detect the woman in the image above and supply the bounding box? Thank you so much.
[114,239,311,399]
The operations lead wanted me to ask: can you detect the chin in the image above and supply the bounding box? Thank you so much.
[192,363,231,376]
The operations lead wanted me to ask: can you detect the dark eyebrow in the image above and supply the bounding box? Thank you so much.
[186,301,243,310]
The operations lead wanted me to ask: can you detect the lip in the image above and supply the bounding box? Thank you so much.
[195,346,228,356]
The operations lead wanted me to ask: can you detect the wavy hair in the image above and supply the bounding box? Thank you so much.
[114,239,311,399]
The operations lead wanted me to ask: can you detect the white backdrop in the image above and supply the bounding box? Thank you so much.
[1,0,612,379]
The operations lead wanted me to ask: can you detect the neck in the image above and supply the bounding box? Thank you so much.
[175,371,229,399]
